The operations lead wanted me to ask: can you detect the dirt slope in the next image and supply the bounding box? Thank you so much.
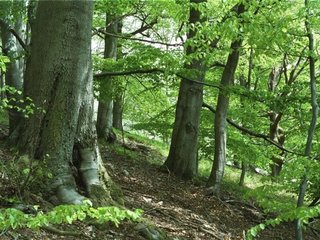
[0,134,319,239]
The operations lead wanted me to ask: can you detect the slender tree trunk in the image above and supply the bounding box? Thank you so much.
[295,1,318,238]
[0,8,24,134]
[0,70,4,100]
[238,60,253,187]
[96,15,117,142]
[113,92,124,130]
[162,0,206,180]
[207,3,245,195]
[267,67,285,177]
[239,162,246,187]
[14,1,114,205]
[112,22,124,131]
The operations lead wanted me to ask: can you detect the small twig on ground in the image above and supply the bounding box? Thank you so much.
[309,226,320,238]
[199,226,222,240]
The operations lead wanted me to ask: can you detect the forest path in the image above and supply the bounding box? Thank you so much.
[99,139,318,240]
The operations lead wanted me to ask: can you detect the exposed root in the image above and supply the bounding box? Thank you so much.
[42,225,84,237]
[53,185,86,205]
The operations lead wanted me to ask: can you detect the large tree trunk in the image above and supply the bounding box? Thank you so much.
[96,16,117,142]
[207,3,245,195]
[0,2,24,134]
[162,0,206,180]
[13,1,113,205]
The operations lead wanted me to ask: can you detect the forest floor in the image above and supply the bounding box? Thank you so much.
[0,128,319,240]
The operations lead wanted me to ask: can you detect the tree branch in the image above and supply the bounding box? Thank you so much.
[94,68,161,78]
[94,68,221,89]
[209,61,226,68]
[129,18,158,36]
[9,28,28,52]
[202,102,302,155]
[94,29,182,47]
[95,29,182,47]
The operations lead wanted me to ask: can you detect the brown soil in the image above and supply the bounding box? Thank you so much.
[0,133,319,240]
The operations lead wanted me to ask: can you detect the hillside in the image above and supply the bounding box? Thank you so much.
[0,127,318,240]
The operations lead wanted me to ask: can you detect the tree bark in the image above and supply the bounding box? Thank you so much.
[0,3,24,134]
[112,21,124,131]
[239,162,246,187]
[267,67,285,177]
[207,3,245,195]
[295,0,318,238]
[113,91,124,130]
[14,1,113,205]
[96,15,118,142]
[162,0,206,180]
[0,70,4,100]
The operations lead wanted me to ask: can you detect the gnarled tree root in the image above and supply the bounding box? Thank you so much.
[41,225,84,237]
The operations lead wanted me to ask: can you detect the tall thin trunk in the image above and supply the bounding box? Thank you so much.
[239,162,246,187]
[112,22,124,131]
[207,3,245,195]
[113,91,124,130]
[295,1,318,238]
[0,70,4,100]
[267,67,285,177]
[239,48,254,186]
[162,0,206,180]
[96,15,118,142]
[0,9,24,134]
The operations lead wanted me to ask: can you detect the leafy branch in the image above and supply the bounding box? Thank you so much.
[202,102,303,156]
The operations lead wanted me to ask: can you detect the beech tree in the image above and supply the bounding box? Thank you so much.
[10,1,115,205]
[162,0,206,180]
[0,0,320,237]
[207,3,245,194]
[295,1,318,239]
[0,1,24,134]
[96,15,118,142]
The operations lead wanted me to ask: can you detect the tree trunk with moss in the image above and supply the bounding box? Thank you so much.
[13,1,118,205]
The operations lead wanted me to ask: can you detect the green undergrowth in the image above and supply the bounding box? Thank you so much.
[106,128,168,167]
[108,130,315,239]
[0,199,142,231]
[108,142,142,161]
[114,129,169,156]
[0,110,8,125]
[111,130,298,209]
[198,159,264,196]
[111,129,266,198]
